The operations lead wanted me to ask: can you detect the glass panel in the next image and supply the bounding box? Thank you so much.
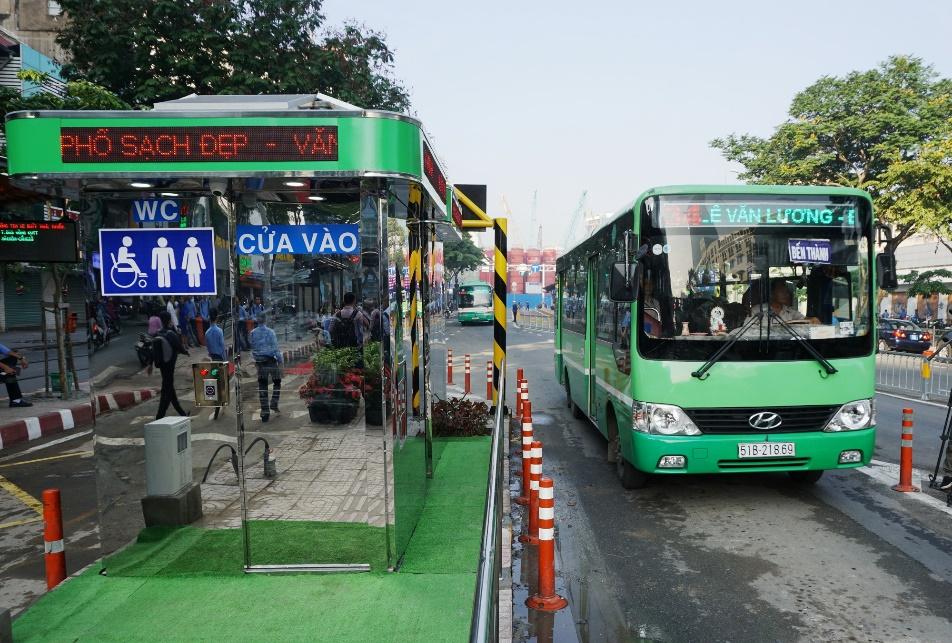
[237,183,386,570]
[639,194,873,361]
[88,195,239,575]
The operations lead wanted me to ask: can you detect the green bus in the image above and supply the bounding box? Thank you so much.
[456,281,494,324]
[555,185,897,488]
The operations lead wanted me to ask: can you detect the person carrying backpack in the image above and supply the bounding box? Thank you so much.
[330,292,369,348]
[152,311,189,419]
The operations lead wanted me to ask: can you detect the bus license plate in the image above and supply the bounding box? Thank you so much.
[738,442,795,458]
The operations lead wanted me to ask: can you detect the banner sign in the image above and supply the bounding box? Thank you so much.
[787,238,832,264]
[236,224,360,255]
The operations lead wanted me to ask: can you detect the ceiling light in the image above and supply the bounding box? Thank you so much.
[307,195,325,201]
[160,192,179,197]
[283,180,306,187]
[130,181,153,188]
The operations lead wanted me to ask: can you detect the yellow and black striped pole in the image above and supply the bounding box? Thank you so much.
[409,227,421,417]
[493,217,508,409]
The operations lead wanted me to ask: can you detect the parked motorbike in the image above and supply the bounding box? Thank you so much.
[135,332,153,367]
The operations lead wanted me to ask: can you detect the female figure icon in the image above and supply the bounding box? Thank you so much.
[182,237,206,288]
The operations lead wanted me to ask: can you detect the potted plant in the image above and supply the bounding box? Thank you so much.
[298,346,361,424]
[363,341,384,426]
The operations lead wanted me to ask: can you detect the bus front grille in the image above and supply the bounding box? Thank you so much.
[717,457,811,470]
[685,405,840,434]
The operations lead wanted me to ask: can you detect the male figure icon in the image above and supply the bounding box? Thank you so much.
[152,237,176,288]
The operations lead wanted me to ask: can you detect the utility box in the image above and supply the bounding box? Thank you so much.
[144,416,192,496]
[192,361,230,408]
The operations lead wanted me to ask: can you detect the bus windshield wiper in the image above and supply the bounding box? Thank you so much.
[691,312,764,380]
[767,312,838,375]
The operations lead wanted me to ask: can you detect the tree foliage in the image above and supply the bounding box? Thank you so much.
[711,56,952,251]
[444,234,485,285]
[54,0,410,111]
[900,269,952,298]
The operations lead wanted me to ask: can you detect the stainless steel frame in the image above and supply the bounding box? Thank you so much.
[470,361,506,642]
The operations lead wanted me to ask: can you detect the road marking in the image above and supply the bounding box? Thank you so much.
[0,430,93,463]
[876,390,948,408]
[0,516,43,529]
[0,451,93,469]
[856,459,952,517]
[0,472,43,515]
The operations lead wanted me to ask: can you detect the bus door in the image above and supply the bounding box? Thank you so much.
[587,254,598,419]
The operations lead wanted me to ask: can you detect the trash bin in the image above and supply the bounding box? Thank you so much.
[50,371,75,392]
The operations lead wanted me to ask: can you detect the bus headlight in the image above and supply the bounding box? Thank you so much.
[824,399,875,432]
[632,401,701,436]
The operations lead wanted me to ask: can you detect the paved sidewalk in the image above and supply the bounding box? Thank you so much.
[0,337,318,452]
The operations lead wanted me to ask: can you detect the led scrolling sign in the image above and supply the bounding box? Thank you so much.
[422,141,446,200]
[657,201,858,228]
[60,126,339,163]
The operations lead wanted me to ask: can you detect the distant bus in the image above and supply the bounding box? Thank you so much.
[556,185,896,488]
[456,281,493,324]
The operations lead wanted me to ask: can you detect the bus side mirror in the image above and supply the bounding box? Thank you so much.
[876,252,897,290]
[610,262,642,302]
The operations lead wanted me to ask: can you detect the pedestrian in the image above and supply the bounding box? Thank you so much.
[198,297,210,336]
[329,292,369,348]
[152,311,189,420]
[0,341,32,407]
[252,296,265,319]
[250,313,282,422]
[236,297,250,350]
[183,296,198,346]
[147,312,162,336]
[512,302,518,323]
[205,310,226,361]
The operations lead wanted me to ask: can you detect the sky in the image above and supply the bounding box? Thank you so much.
[323,0,952,249]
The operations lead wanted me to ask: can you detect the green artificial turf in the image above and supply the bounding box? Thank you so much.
[13,438,491,642]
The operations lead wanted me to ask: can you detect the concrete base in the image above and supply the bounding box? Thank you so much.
[141,483,203,527]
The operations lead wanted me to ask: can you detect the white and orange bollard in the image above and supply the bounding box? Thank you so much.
[520,380,529,420]
[519,440,542,545]
[486,361,493,401]
[893,407,919,492]
[464,354,471,394]
[516,401,534,506]
[515,369,524,416]
[526,476,568,611]
[42,488,67,590]
[447,348,454,385]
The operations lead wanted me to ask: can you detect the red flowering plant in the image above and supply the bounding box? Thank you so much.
[298,346,362,403]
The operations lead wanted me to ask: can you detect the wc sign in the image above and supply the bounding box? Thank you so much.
[132,199,180,222]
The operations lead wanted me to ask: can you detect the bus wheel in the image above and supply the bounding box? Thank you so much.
[788,470,824,484]
[613,438,649,489]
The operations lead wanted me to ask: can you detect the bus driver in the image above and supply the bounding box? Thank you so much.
[748,278,821,324]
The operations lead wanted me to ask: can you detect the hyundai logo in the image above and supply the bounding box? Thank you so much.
[748,411,782,430]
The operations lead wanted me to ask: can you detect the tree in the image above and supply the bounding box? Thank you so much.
[711,56,952,253]
[901,269,952,298]
[55,0,410,111]
[444,234,485,286]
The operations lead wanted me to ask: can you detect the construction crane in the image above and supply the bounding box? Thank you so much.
[528,190,542,248]
[563,190,588,250]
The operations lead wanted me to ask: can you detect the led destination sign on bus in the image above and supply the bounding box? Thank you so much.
[657,202,857,228]
[60,126,339,163]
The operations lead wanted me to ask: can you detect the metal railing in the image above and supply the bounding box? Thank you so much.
[516,309,554,332]
[470,360,506,643]
[876,346,952,402]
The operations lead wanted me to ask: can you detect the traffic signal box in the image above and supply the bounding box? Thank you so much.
[191,362,230,407]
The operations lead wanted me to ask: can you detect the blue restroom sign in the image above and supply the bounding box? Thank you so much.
[99,228,217,296]
[236,224,360,255]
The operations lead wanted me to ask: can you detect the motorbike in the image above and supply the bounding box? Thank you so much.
[135,332,153,367]
[89,319,110,352]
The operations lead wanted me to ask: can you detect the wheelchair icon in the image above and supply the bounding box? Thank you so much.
[109,253,148,289]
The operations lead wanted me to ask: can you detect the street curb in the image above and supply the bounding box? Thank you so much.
[0,388,156,451]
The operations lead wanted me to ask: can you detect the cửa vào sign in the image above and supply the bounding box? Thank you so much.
[235,224,360,255]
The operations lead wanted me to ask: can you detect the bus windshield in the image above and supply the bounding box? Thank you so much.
[458,286,492,308]
[638,194,873,361]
